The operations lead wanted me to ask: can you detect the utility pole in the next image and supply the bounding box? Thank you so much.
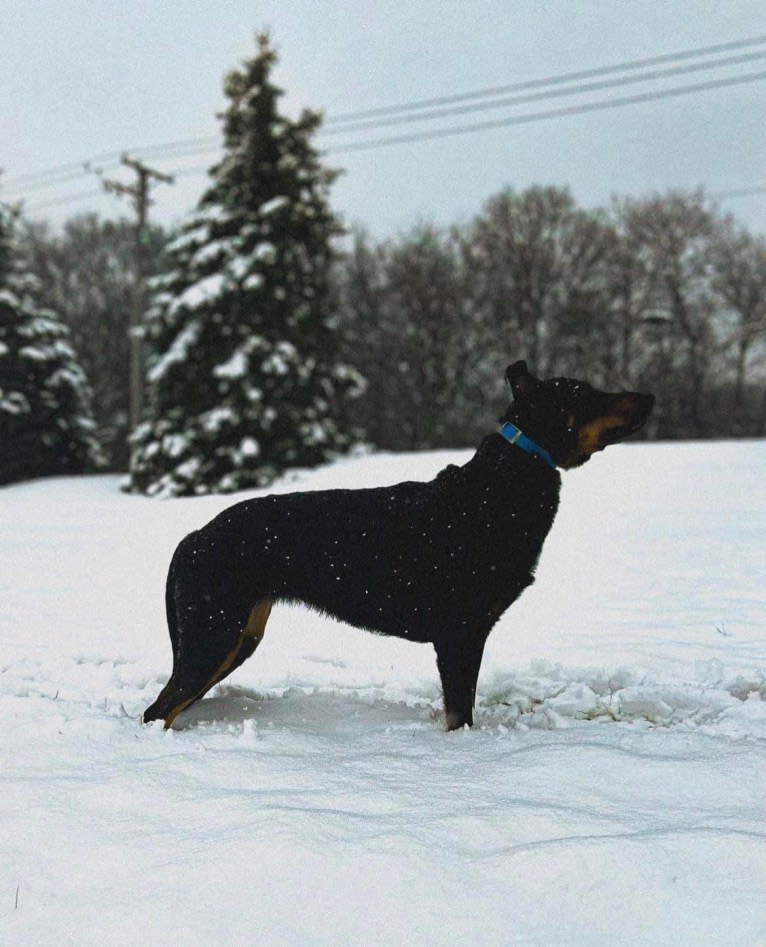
[98,155,173,433]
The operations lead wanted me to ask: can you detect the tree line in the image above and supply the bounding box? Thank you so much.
[338,188,766,449]
[2,32,765,491]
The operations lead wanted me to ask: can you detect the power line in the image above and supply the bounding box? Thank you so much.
[320,49,766,136]
[328,68,766,154]
[324,33,766,124]
[133,135,218,160]
[1,140,217,193]
[25,68,766,209]
[10,46,763,198]
[6,166,107,196]
[162,164,766,199]
[13,50,766,215]
[170,165,213,180]
[712,184,766,200]
[24,163,211,210]
[26,186,107,210]
[4,144,216,197]
[25,171,766,213]
[10,51,766,199]
[4,151,125,190]
[6,33,766,193]
[101,45,766,167]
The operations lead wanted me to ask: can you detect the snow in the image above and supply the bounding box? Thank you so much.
[260,195,288,215]
[18,344,53,361]
[0,287,20,307]
[201,405,237,432]
[213,348,249,379]
[253,241,276,261]
[191,237,238,268]
[195,202,235,225]
[239,436,260,458]
[0,391,30,415]
[261,340,297,376]
[147,321,201,383]
[227,254,252,280]
[165,223,210,254]
[17,314,66,337]
[300,420,328,445]
[172,273,227,313]
[243,272,264,291]
[161,432,189,459]
[173,457,202,481]
[1,440,765,945]
[47,366,86,390]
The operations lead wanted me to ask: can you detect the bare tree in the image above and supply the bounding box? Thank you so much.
[465,186,614,382]
[339,225,484,449]
[708,219,766,430]
[336,230,392,444]
[615,191,721,437]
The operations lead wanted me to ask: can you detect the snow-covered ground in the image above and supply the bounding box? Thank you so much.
[2,441,765,945]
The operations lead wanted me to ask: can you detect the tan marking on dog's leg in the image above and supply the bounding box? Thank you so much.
[163,691,206,730]
[244,599,273,644]
[163,642,240,729]
[163,600,274,730]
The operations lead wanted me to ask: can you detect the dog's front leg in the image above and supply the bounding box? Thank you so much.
[434,634,487,731]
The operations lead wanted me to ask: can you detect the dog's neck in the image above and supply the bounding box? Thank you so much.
[497,420,556,469]
[472,432,561,484]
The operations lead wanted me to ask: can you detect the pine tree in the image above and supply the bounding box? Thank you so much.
[127,32,361,497]
[0,202,103,485]
[23,214,168,469]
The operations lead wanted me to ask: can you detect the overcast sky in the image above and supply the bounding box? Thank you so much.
[2,0,766,236]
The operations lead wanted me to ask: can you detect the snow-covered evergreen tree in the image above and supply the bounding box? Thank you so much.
[127,32,361,496]
[0,201,103,485]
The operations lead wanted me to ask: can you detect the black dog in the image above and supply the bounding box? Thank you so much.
[144,361,653,731]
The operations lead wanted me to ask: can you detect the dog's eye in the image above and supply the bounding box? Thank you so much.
[566,414,576,430]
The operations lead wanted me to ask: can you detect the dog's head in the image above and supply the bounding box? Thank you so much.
[503,361,654,469]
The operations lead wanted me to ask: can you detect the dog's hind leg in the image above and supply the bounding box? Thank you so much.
[208,599,272,688]
[143,599,273,729]
[144,529,274,728]
[166,600,273,728]
[434,633,487,731]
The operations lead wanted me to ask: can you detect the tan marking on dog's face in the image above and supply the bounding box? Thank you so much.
[576,396,645,457]
[576,414,629,455]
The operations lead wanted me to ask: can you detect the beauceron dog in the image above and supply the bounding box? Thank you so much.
[144,361,653,731]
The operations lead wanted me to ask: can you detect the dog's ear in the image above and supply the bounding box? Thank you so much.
[505,361,536,400]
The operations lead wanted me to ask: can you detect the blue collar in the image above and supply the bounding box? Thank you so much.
[499,421,557,469]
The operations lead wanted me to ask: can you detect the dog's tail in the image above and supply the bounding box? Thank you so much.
[143,539,188,725]
[165,542,181,659]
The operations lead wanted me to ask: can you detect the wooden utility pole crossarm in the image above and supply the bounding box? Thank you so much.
[98,155,174,432]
